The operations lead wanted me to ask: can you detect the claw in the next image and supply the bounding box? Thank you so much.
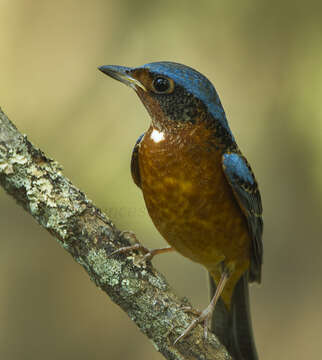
[180,306,202,316]
[174,269,230,344]
[174,305,213,344]
[109,243,146,257]
[110,233,174,262]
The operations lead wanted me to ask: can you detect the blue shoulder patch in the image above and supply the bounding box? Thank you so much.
[141,62,233,137]
[223,153,255,185]
[134,133,145,147]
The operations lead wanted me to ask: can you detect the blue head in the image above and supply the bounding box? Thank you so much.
[99,61,234,140]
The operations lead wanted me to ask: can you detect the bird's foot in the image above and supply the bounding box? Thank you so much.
[174,270,230,344]
[180,306,202,316]
[110,231,173,262]
[174,303,214,344]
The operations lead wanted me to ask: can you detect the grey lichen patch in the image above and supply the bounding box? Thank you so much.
[141,269,147,276]
[0,162,14,175]
[11,152,29,165]
[132,253,149,268]
[26,176,56,209]
[0,144,7,157]
[75,256,91,274]
[148,273,168,291]
[133,291,173,332]
[87,248,122,287]
[61,242,70,251]
[158,345,186,360]
[0,146,29,176]
[29,163,45,177]
[120,277,141,296]
[151,339,160,351]
[0,139,91,242]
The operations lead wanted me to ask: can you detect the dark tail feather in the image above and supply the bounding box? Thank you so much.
[209,272,259,360]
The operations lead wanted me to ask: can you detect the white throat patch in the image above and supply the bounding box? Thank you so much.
[150,129,165,143]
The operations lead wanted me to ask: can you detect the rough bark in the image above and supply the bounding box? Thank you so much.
[0,108,231,360]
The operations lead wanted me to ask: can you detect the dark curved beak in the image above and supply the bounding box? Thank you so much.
[98,65,146,91]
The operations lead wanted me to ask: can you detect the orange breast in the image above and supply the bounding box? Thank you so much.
[139,124,250,305]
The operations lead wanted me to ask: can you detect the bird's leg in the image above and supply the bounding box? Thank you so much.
[110,231,174,261]
[174,269,230,344]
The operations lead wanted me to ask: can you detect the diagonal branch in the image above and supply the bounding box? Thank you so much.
[0,108,231,360]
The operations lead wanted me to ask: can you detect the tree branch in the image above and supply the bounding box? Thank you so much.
[0,108,231,360]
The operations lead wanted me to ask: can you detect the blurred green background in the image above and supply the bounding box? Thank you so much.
[1,1,322,359]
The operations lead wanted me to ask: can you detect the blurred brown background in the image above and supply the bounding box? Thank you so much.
[0,1,321,359]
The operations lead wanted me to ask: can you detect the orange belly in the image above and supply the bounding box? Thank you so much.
[139,124,250,306]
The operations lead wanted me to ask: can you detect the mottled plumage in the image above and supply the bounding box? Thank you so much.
[99,61,263,360]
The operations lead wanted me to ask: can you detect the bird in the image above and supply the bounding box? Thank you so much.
[99,61,263,360]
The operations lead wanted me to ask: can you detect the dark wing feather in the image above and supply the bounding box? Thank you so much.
[222,153,263,283]
[131,133,145,188]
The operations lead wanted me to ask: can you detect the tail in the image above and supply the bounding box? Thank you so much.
[209,272,259,360]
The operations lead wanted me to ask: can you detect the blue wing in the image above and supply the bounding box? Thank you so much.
[131,133,145,188]
[222,153,263,283]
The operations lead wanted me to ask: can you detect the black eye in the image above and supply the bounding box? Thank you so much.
[152,77,171,93]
